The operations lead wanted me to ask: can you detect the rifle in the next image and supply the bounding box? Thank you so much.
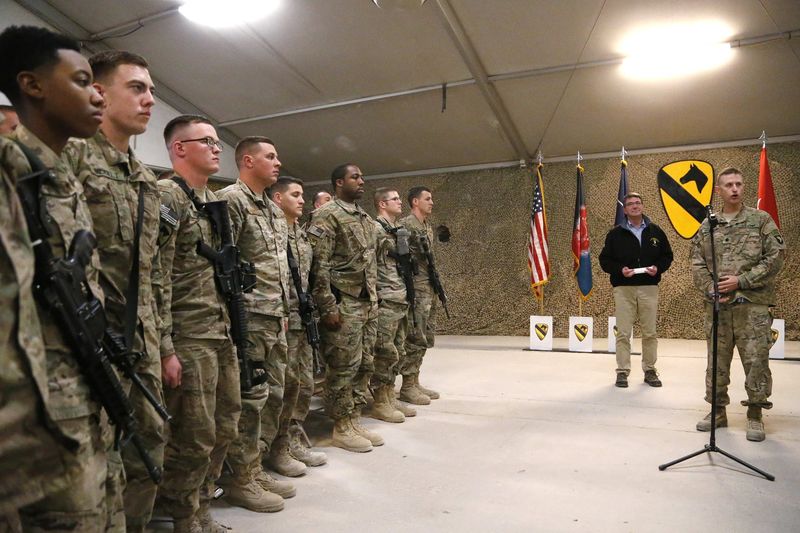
[419,234,450,319]
[386,225,418,326]
[286,242,323,376]
[193,199,264,392]
[15,163,162,484]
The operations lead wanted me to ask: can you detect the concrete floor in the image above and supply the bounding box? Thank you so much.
[158,336,800,532]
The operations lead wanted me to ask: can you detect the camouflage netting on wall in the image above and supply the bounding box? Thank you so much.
[301,141,799,340]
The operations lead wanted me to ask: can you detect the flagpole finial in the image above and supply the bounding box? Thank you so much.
[536,150,543,166]
[621,146,627,162]
[577,151,583,163]
[759,130,767,148]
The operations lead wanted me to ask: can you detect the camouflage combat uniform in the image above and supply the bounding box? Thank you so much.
[372,216,409,386]
[285,222,314,424]
[217,180,290,473]
[307,199,378,420]
[399,213,437,378]
[691,206,785,409]
[157,178,241,521]
[0,139,78,523]
[4,126,109,532]
[64,131,166,532]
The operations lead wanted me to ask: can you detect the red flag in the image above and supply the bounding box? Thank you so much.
[527,163,550,300]
[572,164,592,300]
[757,146,780,228]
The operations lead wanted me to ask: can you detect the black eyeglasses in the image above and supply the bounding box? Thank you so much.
[178,137,223,151]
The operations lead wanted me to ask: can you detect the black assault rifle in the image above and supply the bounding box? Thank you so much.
[419,235,450,318]
[192,198,264,392]
[15,159,163,484]
[286,244,323,376]
[385,225,418,325]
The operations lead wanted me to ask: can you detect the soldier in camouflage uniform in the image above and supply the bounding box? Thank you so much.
[0,25,111,532]
[307,164,382,452]
[692,167,784,442]
[157,116,242,533]
[370,188,416,422]
[63,50,166,533]
[399,186,441,405]
[217,137,295,512]
[270,177,328,468]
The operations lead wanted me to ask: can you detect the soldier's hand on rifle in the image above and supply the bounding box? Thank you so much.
[161,353,182,389]
[321,311,342,331]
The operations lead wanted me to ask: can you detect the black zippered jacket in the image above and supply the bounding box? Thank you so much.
[599,216,673,287]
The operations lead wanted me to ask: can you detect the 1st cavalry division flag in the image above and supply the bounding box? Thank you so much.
[657,160,714,239]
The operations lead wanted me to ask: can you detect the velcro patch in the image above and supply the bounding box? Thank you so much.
[307,225,324,238]
[160,204,179,229]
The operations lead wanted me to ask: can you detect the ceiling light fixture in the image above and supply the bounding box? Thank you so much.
[620,21,734,81]
[179,0,281,28]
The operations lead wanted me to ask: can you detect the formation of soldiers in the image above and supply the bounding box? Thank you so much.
[0,26,447,533]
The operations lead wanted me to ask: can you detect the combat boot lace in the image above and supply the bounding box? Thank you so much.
[415,374,440,399]
[172,517,202,533]
[746,418,766,442]
[196,503,231,533]
[253,464,297,499]
[267,438,307,477]
[369,385,405,423]
[224,466,285,512]
[389,385,416,417]
[399,375,431,405]
[696,408,727,431]
[644,370,662,387]
[288,422,328,467]
[351,413,385,446]
[331,417,372,453]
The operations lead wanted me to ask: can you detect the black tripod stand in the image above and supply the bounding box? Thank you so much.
[658,206,774,481]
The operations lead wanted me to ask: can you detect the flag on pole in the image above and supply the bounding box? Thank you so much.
[527,162,550,300]
[757,143,780,228]
[614,158,629,227]
[572,163,593,300]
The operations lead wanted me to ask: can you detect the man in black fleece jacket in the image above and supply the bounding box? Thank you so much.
[600,193,673,388]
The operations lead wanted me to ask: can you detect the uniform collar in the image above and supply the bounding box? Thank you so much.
[12,124,61,168]
[335,198,366,216]
[92,130,149,182]
[235,178,269,207]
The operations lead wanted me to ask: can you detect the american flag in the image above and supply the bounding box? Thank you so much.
[527,163,550,300]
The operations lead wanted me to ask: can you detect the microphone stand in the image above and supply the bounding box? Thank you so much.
[658,206,774,481]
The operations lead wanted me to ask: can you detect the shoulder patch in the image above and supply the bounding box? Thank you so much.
[307,225,325,238]
[773,232,784,245]
[160,203,179,229]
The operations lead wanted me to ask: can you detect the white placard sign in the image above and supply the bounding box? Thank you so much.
[569,316,593,352]
[769,319,785,360]
[607,317,632,353]
[529,316,553,351]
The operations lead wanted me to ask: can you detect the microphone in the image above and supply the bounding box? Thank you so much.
[706,205,719,228]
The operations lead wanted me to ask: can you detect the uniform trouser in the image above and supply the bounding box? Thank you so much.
[159,338,241,519]
[704,301,774,409]
[320,295,378,420]
[228,315,286,469]
[401,289,436,377]
[372,300,409,385]
[613,285,659,375]
[288,328,314,422]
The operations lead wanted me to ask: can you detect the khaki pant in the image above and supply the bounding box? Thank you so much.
[704,302,773,408]
[287,328,314,422]
[372,300,408,385]
[402,288,436,377]
[613,285,659,375]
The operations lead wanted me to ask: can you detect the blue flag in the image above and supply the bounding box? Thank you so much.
[614,160,629,227]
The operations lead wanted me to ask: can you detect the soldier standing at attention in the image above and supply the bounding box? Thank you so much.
[307,163,381,452]
[692,167,784,442]
[270,177,328,468]
[157,115,242,533]
[370,188,416,422]
[63,50,166,532]
[400,186,441,405]
[217,137,295,512]
[0,25,110,531]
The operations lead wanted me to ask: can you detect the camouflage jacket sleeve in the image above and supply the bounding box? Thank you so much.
[691,222,714,297]
[156,182,181,357]
[307,210,338,318]
[738,215,785,290]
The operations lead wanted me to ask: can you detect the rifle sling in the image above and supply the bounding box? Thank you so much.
[123,183,146,351]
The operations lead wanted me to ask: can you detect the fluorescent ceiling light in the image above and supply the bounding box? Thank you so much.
[620,21,734,81]
[179,0,281,28]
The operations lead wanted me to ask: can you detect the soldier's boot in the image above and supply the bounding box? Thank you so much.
[197,502,231,533]
[351,412,385,446]
[223,466,285,512]
[288,422,328,467]
[415,374,440,400]
[173,517,202,533]
[389,384,416,417]
[746,406,765,442]
[253,463,297,499]
[369,385,405,423]
[331,417,373,453]
[696,407,727,432]
[399,375,431,405]
[267,437,307,477]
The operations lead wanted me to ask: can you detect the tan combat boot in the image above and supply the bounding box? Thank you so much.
[351,412,385,446]
[369,385,405,423]
[390,385,416,417]
[331,416,373,453]
[696,407,727,431]
[399,374,430,405]
[288,422,328,467]
[223,464,284,512]
[173,517,202,533]
[253,463,297,499]
[746,406,765,442]
[415,374,440,399]
[267,437,307,477]
[196,502,231,532]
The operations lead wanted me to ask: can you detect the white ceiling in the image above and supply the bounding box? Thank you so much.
[14,0,800,180]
